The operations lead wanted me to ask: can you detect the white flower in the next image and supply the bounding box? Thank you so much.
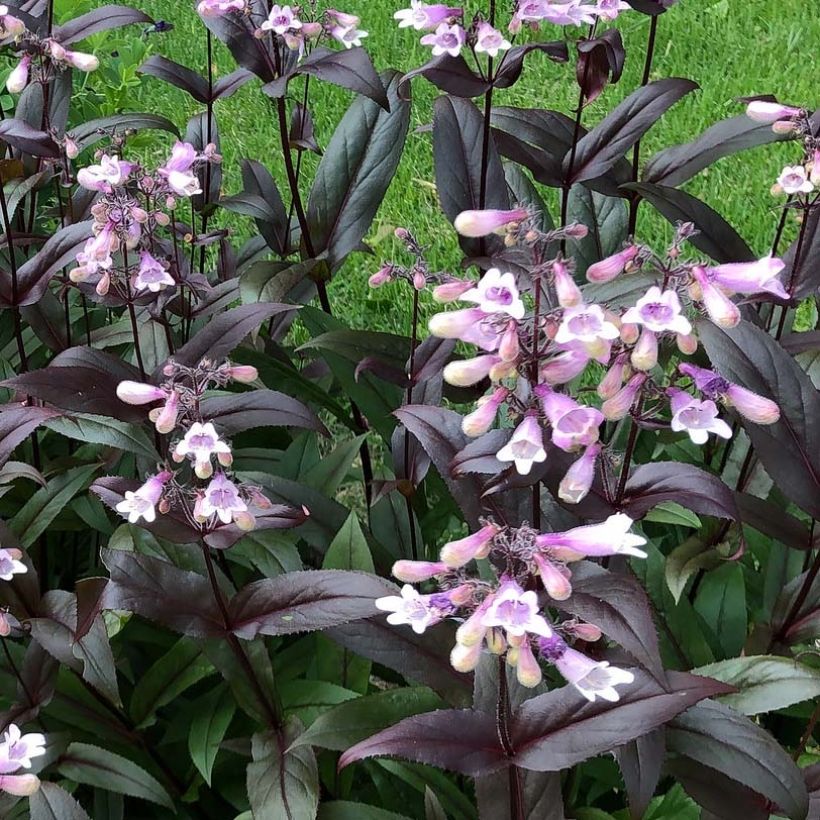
[165,170,202,199]
[0,724,46,771]
[496,415,547,476]
[776,165,814,195]
[76,155,131,192]
[420,22,466,57]
[174,422,231,478]
[375,584,439,634]
[115,474,169,524]
[198,473,247,525]
[554,646,634,702]
[461,268,525,320]
[330,23,368,48]
[669,392,733,445]
[475,22,511,57]
[536,513,647,559]
[261,4,302,34]
[0,549,26,581]
[622,286,692,335]
[555,303,620,345]
[481,580,553,638]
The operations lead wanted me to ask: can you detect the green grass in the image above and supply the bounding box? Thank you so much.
[61,0,819,334]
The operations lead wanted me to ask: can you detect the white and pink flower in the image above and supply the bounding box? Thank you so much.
[394,1,461,30]
[174,422,232,479]
[622,286,692,335]
[198,473,247,525]
[668,389,733,445]
[420,22,466,57]
[115,472,172,524]
[77,155,132,192]
[133,251,175,293]
[261,4,302,34]
[474,22,511,57]
[496,414,547,475]
[0,548,26,581]
[460,268,526,320]
[536,513,647,559]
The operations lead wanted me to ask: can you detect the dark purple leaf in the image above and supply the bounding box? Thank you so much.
[566,78,698,184]
[411,336,456,384]
[138,55,210,103]
[0,405,60,468]
[356,357,411,388]
[289,102,320,153]
[451,430,509,476]
[101,548,225,638]
[203,506,309,550]
[0,119,59,158]
[698,320,820,520]
[400,54,490,99]
[615,728,665,819]
[201,390,326,435]
[30,781,92,820]
[510,671,733,771]
[667,699,808,820]
[307,70,410,270]
[772,564,820,645]
[626,0,672,13]
[622,182,755,263]
[227,570,395,639]
[643,114,791,187]
[185,110,221,210]
[71,113,180,151]
[735,492,812,551]
[75,577,108,642]
[339,709,506,776]
[493,41,569,90]
[54,5,151,44]
[239,159,290,255]
[576,30,625,105]
[212,67,254,100]
[201,0,275,82]
[476,769,565,820]
[783,202,820,300]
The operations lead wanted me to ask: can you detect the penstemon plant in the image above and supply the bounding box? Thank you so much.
[0,0,816,817]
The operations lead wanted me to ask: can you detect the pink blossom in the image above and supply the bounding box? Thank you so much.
[197,0,245,16]
[474,22,511,57]
[64,49,99,72]
[496,414,547,475]
[440,523,499,568]
[558,442,600,504]
[481,579,553,638]
[586,245,638,283]
[745,100,801,123]
[369,265,394,288]
[630,328,658,371]
[724,384,780,424]
[450,640,483,672]
[115,472,171,524]
[330,23,368,48]
[116,381,167,405]
[375,584,445,634]
[597,354,627,400]
[133,251,175,293]
[149,390,180,434]
[514,0,551,22]
[158,142,202,198]
[536,386,603,452]
[532,552,572,600]
[174,422,232,479]
[462,386,509,437]
[691,266,741,328]
[77,154,132,192]
[391,560,449,583]
[540,347,590,385]
[454,207,528,238]
[514,639,543,688]
[0,548,26,581]
[555,303,620,346]
[262,4,302,34]
[622,286,692,335]
[429,308,503,351]
[595,0,630,20]
[0,7,25,38]
[0,725,45,772]
[668,389,732,445]
[498,321,519,362]
[705,255,789,300]
[540,636,634,701]
[5,54,30,93]
[461,268,525,320]
[536,513,647,559]
[601,373,646,421]
[442,354,501,387]
[227,365,258,383]
[199,473,248,525]
[543,2,598,25]
[0,773,39,796]
[432,279,473,302]
[420,22,466,57]
[553,260,582,308]
[776,165,813,195]
[394,1,461,30]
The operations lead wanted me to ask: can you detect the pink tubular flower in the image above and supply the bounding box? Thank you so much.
[558,442,600,504]
[496,414,547,475]
[330,22,368,48]
[420,22,466,56]
[601,372,646,421]
[461,268,525,320]
[443,354,501,387]
[724,384,780,424]
[394,1,461,30]
[77,154,131,192]
[746,100,801,123]
[133,251,175,293]
[544,2,597,25]
[595,0,630,20]
[174,422,231,479]
[0,773,39,796]
[64,49,99,72]
[535,386,602,452]
[199,473,247,525]
[454,208,528,238]
[261,4,302,34]
[540,347,590,385]
[428,308,501,351]
[586,245,638,283]
[532,552,572,600]
[597,354,627,400]
[116,380,167,405]
[775,165,814,196]
[197,0,245,16]
[481,579,552,638]
[369,265,394,288]
[375,584,447,634]
[5,54,30,93]
[441,523,499,568]
[150,391,180,434]
[450,639,483,672]
[631,328,658,371]
[668,389,732,445]
[553,260,582,308]
[115,472,171,524]
[515,639,543,688]
[622,286,692,335]
[462,387,509,437]
[474,22,511,57]
[536,513,647,559]
[0,548,26,581]
[227,365,258,383]
[0,7,26,38]
[158,142,202,198]
[556,303,620,347]
[432,279,473,303]
[498,321,519,362]
[391,560,449,583]
[706,255,789,300]
[691,266,740,329]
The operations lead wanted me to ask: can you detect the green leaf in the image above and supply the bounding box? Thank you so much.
[318,803,413,820]
[58,742,174,810]
[188,685,236,786]
[692,656,820,715]
[10,464,98,547]
[645,501,702,529]
[230,530,303,578]
[30,782,91,820]
[130,638,214,728]
[240,259,323,305]
[693,562,747,656]
[324,513,375,574]
[247,717,319,820]
[44,414,159,460]
[664,536,722,604]
[279,678,358,726]
[424,788,448,820]
[303,435,367,496]
[291,687,443,752]
[568,184,628,277]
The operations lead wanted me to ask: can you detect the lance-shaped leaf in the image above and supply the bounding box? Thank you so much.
[576,29,625,105]
[783,203,820,300]
[263,47,387,109]
[53,5,151,44]
[100,548,225,638]
[30,782,92,820]
[71,113,180,151]
[772,565,820,645]
[235,158,289,255]
[621,183,755,263]
[307,70,410,269]
[565,78,698,184]
[667,699,808,820]
[0,406,60,469]
[400,54,490,99]
[567,183,628,276]
[212,67,254,100]
[326,619,472,707]
[138,55,210,103]
[493,41,569,89]
[433,95,510,256]
[0,119,59,158]
[735,492,812,551]
[510,671,733,772]
[698,320,820,519]
[202,0,276,82]
[476,768,565,820]
[339,709,506,776]
[43,413,159,461]
[203,506,309,551]
[644,114,791,187]
[188,685,235,786]
[227,570,395,639]
[200,390,326,436]
[614,729,665,820]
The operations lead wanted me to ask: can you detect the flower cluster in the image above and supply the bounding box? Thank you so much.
[0,724,45,798]
[115,359,272,532]
[68,142,220,299]
[377,514,646,699]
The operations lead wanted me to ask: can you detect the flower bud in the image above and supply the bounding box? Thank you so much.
[450,640,482,672]
[745,100,801,123]
[195,460,214,480]
[485,627,507,655]
[369,265,394,288]
[433,279,473,303]
[442,354,499,387]
[65,50,100,72]
[217,451,233,468]
[0,774,40,796]
[558,443,600,505]
[6,54,30,94]
[771,120,799,135]
[540,349,589,385]
[454,208,528,238]
[620,322,639,345]
[692,266,740,329]
[441,523,499,568]
[392,560,449,583]
[676,332,698,355]
[498,321,519,362]
[601,374,646,421]
[64,135,80,159]
[154,211,170,227]
[228,365,258,383]
[565,621,602,642]
[234,511,257,531]
[586,245,638,283]
[117,381,167,405]
[489,359,516,381]
[302,21,323,38]
[95,271,110,296]
[631,328,658,371]
[597,354,627,400]
[553,260,582,308]
[724,385,780,424]
[461,387,508,437]
[151,391,180,434]
[455,595,494,646]
[563,222,589,239]
[516,640,543,688]
[413,270,426,290]
[532,553,572,601]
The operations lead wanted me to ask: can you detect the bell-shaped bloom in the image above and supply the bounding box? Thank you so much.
[325,9,362,27]
[558,442,600,504]
[116,380,167,406]
[443,354,501,387]
[775,165,814,195]
[5,54,30,93]
[595,0,630,20]
[481,580,553,638]
[555,303,620,347]
[705,255,789,300]
[149,390,180,434]
[622,286,692,335]
[420,22,466,56]
[630,328,658,371]
[455,208,529,239]
[64,49,99,72]
[691,266,740,329]
[77,154,131,192]
[553,260,582,308]
[540,1,596,25]
[601,373,646,421]
[586,245,638,283]
[197,0,245,15]
[462,387,509,437]
[450,639,483,672]
[474,22,511,56]
[532,552,572,600]
[536,386,602,452]
[597,354,627,400]
[0,8,26,38]
[429,308,502,351]
[261,4,302,33]
[432,279,472,302]
[174,422,232,479]
[552,644,634,702]
[133,251,175,293]
[441,522,499,568]
[395,1,461,30]
[540,347,590,385]
[668,389,733,445]
[514,0,551,23]
[678,362,725,394]
[158,142,202,199]
[0,725,45,772]
[199,473,248,525]
[724,384,780,424]
[330,23,368,48]
[391,560,449,583]
[746,100,801,123]
[536,513,647,559]
[460,268,525,320]
[376,584,444,635]
[115,471,171,524]
[369,265,394,288]
[496,414,547,475]
[0,548,26,581]
[564,621,602,642]
[515,639,543,688]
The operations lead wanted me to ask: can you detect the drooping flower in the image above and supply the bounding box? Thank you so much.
[496,413,547,475]
[691,266,741,329]
[442,354,502,387]
[0,7,26,38]
[330,22,368,48]
[174,422,232,479]
[724,384,781,424]
[462,386,509,436]
[536,513,648,559]
[586,245,638,283]
[481,579,553,638]
[391,560,449,583]
[5,54,30,94]
[375,584,445,634]
[630,328,658,371]
[514,639,543,687]
[745,100,801,123]
[158,142,202,199]
[261,4,302,34]
[77,154,132,192]
[474,22,511,57]
[553,260,582,308]
[63,49,99,72]
[420,22,466,57]
[775,165,814,196]
[601,372,646,421]
[394,1,461,30]
[705,255,789,300]
[540,347,590,385]
[440,522,499,568]
[429,307,503,352]
[197,0,245,16]
[555,303,620,348]
[116,380,167,406]
[532,552,572,600]
[668,389,733,445]
[597,353,627,400]
[149,390,180,434]
[535,386,603,452]
[622,286,692,335]
[454,208,528,238]
[133,251,175,293]
[558,442,600,504]
[115,472,172,524]
[460,268,526,320]
[0,548,26,581]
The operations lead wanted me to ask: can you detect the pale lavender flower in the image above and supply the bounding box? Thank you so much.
[496,414,547,475]
[705,255,789,300]
[77,155,132,192]
[555,303,620,346]
[199,473,248,525]
[0,6,25,38]
[330,23,368,48]
[420,22,466,57]
[691,266,740,329]
[440,522,499,568]
[5,54,30,93]
[158,142,202,198]
[558,443,600,504]
[542,2,598,27]
[586,245,639,283]
[133,251,175,293]
[174,422,232,479]
[0,548,26,581]
[461,268,525,320]
[442,353,502,387]
[553,260,582,308]
[630,328,658,371]
[197,0,245,16]
[775,165,814,195]
[261,4,302,34]
[394,1,461,30]
[63,49,99,72]
[595,0,630,20]
[474,22,511,57]
[115,472,172,524]
[0,726,45,772]
[391,560,449,583]
[482,579,553,638]
[601,373,646,421]
[668,389,732,445]
[375,584,445,634]
[116,381,167,405]
[532,552,572,600]
[536,386,603,452]
[429,307,502,351]
[149,390,180,434]
[536,513,647,559]
[622,286,692,335]
[433,279,473,302]
[454,207,528,238]
[462,386,509,436]
[540,347,590,385]
[745,100,801,123]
